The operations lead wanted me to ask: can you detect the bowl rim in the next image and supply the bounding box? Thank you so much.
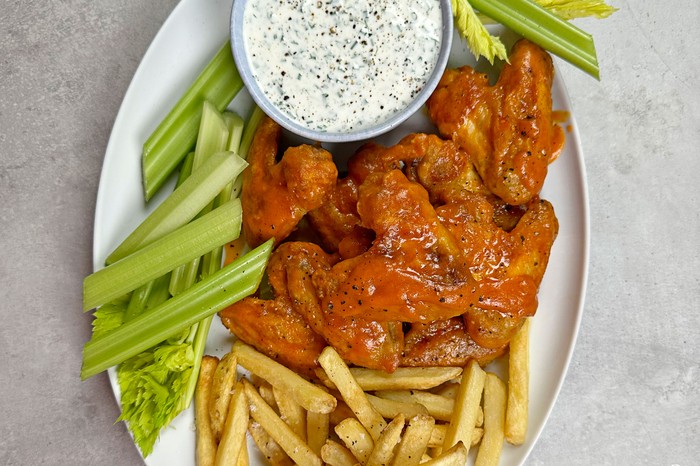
[230,0,454,143]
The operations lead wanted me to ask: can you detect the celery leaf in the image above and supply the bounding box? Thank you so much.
[452,0,508,63]
[116,336,194,457]
[533,0,618,20]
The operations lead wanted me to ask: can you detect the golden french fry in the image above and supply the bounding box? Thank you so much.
[235,443,249,466]
[505,318,530,445]
[475,373,507,466]
[477,405,484,427]
[375,390,453,421]
[428,424,483,449]
[273,385,307,440]
[209,352,238,442]
[472,426,484,446]
[195,356,219,466]
[335,417,374,464]
[433,382,459,399]
[318,346,387,440]
[366,414,405,466]
[347,367,463,391]
[256,381,278,413]
[307,404,330,455]
[321,439,360,466]
[248,420,293,466]
[420,441,468,466]
[243,380,322,466]
[214,381,249,466]
[390,414,434,466]
[329,399,356,426]
[443,360,486,456]
[232,340,336,414]
[366,393,429,419]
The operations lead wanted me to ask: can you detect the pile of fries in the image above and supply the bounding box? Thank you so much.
[195,320,530,466]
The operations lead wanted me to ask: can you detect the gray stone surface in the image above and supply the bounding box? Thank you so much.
[0,1,698,465]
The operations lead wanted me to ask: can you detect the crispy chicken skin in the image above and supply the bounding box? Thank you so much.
[221,242,404,373]
[438,195,558,347]
[316,170,539,323]
[241,117,338,247]
[402,318,505,367]
[280,242,403,372]
[427,40,560,205]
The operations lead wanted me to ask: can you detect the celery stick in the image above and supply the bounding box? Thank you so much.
[142,42,243,201]
[106,151,247,264]
[81,240,273,380]
[83,199,243,311]
[469,0,599,78]
[169,101,231,294]
[238,105,265,160]
[123,281,154,322]
[223,112,245,152]
[193,101,229,170]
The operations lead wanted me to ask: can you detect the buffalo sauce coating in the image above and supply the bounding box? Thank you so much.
[241,116,337,247]
[427,39,562,205]
[315,169,540,326]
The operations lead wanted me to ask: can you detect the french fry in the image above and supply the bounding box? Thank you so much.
[366,393,429,419]
[321,439,360,466]
[505,318,530,445]
[335,417,374,464]
[256,382,278,413]
[235,443,249,466]
[214,381,249,466]
[243,380,322,466]
[232,340,336,413]
[346,367,462,391]
[329,399,357,426]
[442,360,486,456]
[307,405,330,455]
[375,390,453,421]
[273,385,307,440]
[195,356,219,466]
[420,441,468,466]
[366,414,405,466]
[248,421,293,466]
[428,424,483,448]
[209,352,238,442]
[475,373,507,466]
[318,346,387,440]
[390,414,434,466]
[433,382,459,399]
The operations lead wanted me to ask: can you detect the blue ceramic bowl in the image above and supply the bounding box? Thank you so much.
[230,0,453,143]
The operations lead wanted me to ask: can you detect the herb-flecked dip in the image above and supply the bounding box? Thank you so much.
[243,0,443,133]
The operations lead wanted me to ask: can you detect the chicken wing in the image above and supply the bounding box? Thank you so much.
[280,242,404,372]
[437,195,558,348]
[316,169,538,324]
[402,318,505,367]
[241,116,338,247]
[427,40,562,205]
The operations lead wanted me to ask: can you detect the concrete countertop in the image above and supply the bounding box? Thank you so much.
[1,1,698,464]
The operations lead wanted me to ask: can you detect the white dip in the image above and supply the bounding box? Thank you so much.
[243,0,442,133]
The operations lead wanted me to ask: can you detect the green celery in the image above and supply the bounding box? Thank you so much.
[142,42,243,201]
[238,105,265,160]
[533,0,617,20]
[83,199,243,311]
[169,102,231,295]
[106,151,247,264]
[81,239,273,380]
[193,101,230,170]
[469,0,600,78]
[223,112,245,152]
